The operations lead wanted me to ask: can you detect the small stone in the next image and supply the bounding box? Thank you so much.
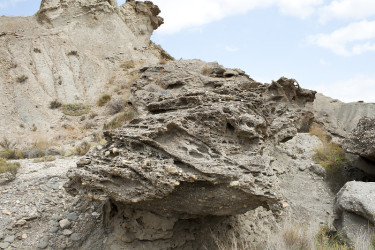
[22,234,27,239]
[67,213,78,221]
[62,229,72,236]
[14,219,27,226]
[37,241,49,249]
[2,210,11,215]
[0,232,4,240]
[0,242,10,249]
[309,164,326,177]
[4,235,15,243]
[299,165,306,171]
[92,212,100,218]
[70,233,81,241]
[59,219,71,229]
[50,227,59,233]
[60,244,67,249]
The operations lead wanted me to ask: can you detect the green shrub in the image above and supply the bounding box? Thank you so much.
[32,155,56,163]
[50,100,62,109]
[103,107,136,130]
[62,103,90,116]
[98,94,111,107]
[16,75,28,83]
[0,158,20,175]
[315,224,351,250]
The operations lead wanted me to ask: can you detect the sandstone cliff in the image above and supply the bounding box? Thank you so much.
[0,0,170,144]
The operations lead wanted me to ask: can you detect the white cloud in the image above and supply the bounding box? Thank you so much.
[224,45,239,52]
[315,74,375,102]
[152,0,323,34]
[319,0,375,23]
[319,58,329,65]
[308,20,375,56]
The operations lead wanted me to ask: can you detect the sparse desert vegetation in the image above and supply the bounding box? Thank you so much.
[106,98,125,115]
[120,60,135,70]
[97,94,111,106]
[103,106,136,130]
[0,157,20,175]
[16,75,28,83]
[310,124,351,190]
[62,103,91,116]
[49,100,62,109]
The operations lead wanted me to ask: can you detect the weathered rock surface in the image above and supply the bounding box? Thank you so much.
[65,59,316,247]
[0,0,170,142]
[310,94,375,137]
[343,117,375,162]
[334,181,375,241]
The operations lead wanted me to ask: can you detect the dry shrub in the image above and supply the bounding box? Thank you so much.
[73,141,91,156]
[159,58,167,65]
[0,157,20,175]
[120,60,135,70]
[103,107,136,130]
[0,138,23,159]
[16,75,28,83]
[201,64,211,75]
[23,138,52,158]
[212,232,252,250]
[62,103,90,116]
[97,94,111,107]
[281,224,312,250]
[49,100,62,109]
[106,99,125,115]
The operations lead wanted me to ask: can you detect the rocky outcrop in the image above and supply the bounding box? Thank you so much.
[310,94,375,137]
[0,0,170,142]
[65,59,316,248]
[343,117,375,162]
[334,181,375,241]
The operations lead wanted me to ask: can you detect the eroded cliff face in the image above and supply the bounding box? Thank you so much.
[65,60,316,249]
[0,0,169,142]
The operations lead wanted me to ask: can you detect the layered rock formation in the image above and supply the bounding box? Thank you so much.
[66,60,316,248]
[311,94,375,137]
[0,0,170,141]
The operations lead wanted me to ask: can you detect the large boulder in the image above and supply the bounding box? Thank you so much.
[334,181,375,241]
[66,60,315,225]
[343,117,375,162]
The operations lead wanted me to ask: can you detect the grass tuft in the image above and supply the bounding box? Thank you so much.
[62,103,90,116]
[310,124,350,191]
[49,100,62,109]
[32,155,56,163]
[120,60,135,70]
[16,75,28,83]
[103,107,136,130]
[97,94,111,107]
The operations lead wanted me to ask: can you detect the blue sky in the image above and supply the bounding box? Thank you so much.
[1,0,375,102]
